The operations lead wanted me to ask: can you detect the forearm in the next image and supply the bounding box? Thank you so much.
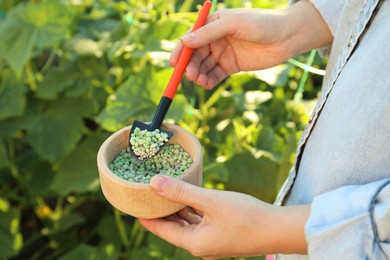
[275,205,310,254]
[282,0,333,57]
[252,204,310,255]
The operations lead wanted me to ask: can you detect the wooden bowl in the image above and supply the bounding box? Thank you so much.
[97,123,203,219]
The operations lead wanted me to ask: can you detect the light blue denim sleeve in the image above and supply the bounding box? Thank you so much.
[305,178,390,259]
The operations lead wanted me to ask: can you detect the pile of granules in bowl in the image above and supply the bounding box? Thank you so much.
[129,127,169,160]
[109,144,193,184]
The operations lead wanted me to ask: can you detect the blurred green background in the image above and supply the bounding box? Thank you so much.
[0,0,327,259]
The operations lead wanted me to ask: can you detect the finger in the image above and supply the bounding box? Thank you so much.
[177,207,203,224]
[170,28,194,67]
[198,54,218,76]
[186,46,211,81]
[149,175,213,212]
[192,207,204,218]
[186,206,204,218]
[169,41,184,67]
[165,213,190,226]
[173,10,226,67]
[181,13,235,49]
[197,65,228,90]
[138,218,195,249]
[207,65,228,88]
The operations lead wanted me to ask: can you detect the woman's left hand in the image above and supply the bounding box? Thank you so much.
[138,175,310,259]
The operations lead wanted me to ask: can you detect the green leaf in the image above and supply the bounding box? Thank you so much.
[59,241,117,260]
[0,117,25,137]
[129,247,155,260]
[24,99,93,162]
[15,150,55,196]
[203,161,229,182]
[36,57,106,100]
[224,152,279,203]
[172,247,200,260]
[0,69,27,120]
[254,125,284,156]
[129,233,176,259]
[66,78,94,98]
[58,213,85,232]
[147,234,174,257]
[36,67,78,100]
[59,244,102,260]
[277,130,301,189]
[99,243,118,260]
[265,88,288,125]
[75,18,121,39]
[50,133,107,195]
[0,1,70,73]
[154,13,195,41]
[0,198,23,259]
[98,68,187,132]
[96,214,122,247]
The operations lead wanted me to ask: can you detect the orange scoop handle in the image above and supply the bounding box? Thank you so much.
[163,0,212,100]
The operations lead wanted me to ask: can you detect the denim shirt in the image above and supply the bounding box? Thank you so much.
[275,0,390,259]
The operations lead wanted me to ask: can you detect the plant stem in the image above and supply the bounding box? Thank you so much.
[7,139,36,207]
[211,0,217,13]
[62,196,88,215]
[114,208,130,250]
[129,220,145,249]
[39,49,57,74]
[202,83,227,112]
[287,56,325,76]
[293,49,317,103]
[178,0,194,12]
[25,61,38,92]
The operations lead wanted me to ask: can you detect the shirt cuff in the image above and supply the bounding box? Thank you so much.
[305,178,390,258]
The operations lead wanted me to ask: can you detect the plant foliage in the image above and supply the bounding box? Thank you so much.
[0,0,326,259]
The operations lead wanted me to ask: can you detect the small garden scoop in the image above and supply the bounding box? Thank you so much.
[129,0,212,162]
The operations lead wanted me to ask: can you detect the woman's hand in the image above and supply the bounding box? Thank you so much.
[138,175,310,259]
[171,0,332,89]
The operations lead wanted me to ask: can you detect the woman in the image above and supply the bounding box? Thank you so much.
[139,0,390,258]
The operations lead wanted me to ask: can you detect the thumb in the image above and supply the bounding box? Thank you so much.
[150,174,208,209]
[180,15,232,48]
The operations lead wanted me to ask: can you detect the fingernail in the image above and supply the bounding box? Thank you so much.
[150,175,168,193]
[181,32,195,43]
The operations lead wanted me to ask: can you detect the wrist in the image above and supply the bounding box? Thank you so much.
[247,203,310,256]
[270,204,310,254]
[283,0,333,57]
[250,203,310,255]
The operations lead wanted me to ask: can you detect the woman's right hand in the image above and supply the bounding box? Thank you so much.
[171,0,333,89]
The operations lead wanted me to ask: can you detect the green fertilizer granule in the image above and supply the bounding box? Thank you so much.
[129,127,169,160]
[109,144,193,184]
